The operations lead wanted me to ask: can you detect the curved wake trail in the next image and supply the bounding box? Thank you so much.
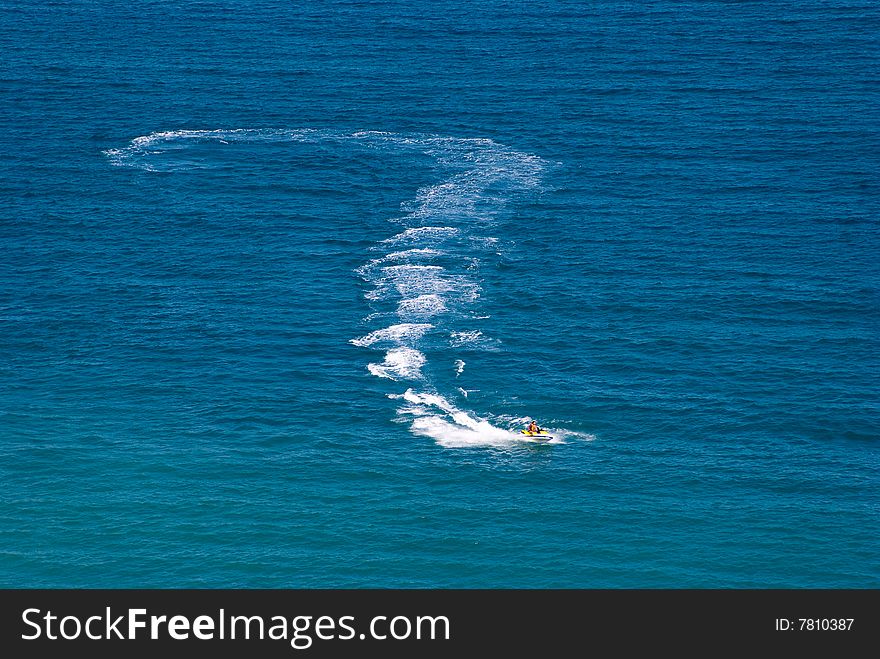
[106,129,559,447]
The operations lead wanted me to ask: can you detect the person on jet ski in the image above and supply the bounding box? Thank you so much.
[527,420,541,433]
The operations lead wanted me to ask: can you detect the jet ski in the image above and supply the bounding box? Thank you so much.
[519,429,553,441]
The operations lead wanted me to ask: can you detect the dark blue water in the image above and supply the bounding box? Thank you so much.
[1,0,878,587]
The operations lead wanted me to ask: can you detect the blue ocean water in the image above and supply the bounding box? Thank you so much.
[1,0,878,588]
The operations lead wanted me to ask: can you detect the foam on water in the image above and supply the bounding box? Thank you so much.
[105,128,318,169]
[396,294,447,319]
[367,348,426,381]
[390,389,564,448]
[391,389,516,447]
[375,265,453,297]
[349,323,433,348]
[380,226,461,247]
[364,268,480,305]
[449,329,489,347]
[384,248,444,262]
[355,249,444,277]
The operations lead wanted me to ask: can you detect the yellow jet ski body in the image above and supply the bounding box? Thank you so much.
[520,429,553,441]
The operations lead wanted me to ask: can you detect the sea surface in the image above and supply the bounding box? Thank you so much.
[1,0,878,588]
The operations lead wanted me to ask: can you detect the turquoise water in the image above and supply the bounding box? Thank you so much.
[1,0,878,588]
